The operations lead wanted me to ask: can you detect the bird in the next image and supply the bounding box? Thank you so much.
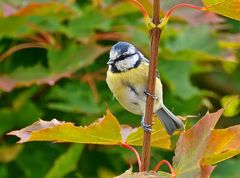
[106,41,184,135]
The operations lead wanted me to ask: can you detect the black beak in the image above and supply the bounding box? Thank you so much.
[107,59,114,65]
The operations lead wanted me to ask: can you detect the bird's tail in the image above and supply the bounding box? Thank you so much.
[155,105,184,135]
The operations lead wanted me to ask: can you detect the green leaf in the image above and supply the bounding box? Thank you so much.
[45,82,104,114]
[203,0,240,20]
[48,43,108,73]
[16,142,65,178]
[211,158,240,178]
[221,95,240,117]
[0,2,76,38]
[0,43,107,91]
[166,25,220,55]
[67,7,112,39]
[0,99,42,135]
[45,144,83,178]
[159,60,199,99]
[0,17,30,38]
[0,165,7,178]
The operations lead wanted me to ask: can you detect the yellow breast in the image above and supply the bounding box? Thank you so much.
[106,63,162,115]
[106,63,148,95]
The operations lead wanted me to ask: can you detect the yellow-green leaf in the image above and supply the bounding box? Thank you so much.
[203,0,240,20]
[8,109,122,145]
[125,116,171,149]
[45,144,84,178]
[221,95,240,117]
[8,110,172,149]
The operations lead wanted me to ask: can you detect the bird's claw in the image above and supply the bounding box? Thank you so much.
[141,121,152,132]
[141,117,152,132]
[144,89,158,100]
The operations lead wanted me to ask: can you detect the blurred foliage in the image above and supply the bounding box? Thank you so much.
[0,0,239,178]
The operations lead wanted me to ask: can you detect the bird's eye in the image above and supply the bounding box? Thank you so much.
[120,55,126,59]
[116,53,136,61]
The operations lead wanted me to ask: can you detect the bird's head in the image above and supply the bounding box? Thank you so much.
[107,42,142,73]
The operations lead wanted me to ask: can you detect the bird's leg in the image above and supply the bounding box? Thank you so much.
[141,115,152,132]
[144,89,158,100]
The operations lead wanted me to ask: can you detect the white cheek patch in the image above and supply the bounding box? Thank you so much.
[110,50,119,60]
[115,54,139,71]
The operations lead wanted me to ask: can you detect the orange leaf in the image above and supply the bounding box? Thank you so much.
[203,0,240,20]
[173,109,224,177]
[202,125,240,165]
[200,165,216,178]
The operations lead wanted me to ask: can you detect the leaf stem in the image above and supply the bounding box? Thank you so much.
[165,3,206,18]
[126,0,149,18]
[126,0,156,30]
[120,142,142,171]
[0,42,45,62]
[153,159,175,176]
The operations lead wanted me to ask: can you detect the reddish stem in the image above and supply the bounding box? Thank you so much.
[165,3,205,18]
[126,0,149,17]
[120,142,142,171]
[153,159,175,176]
[0,42,45,62]
[141,0,161,172]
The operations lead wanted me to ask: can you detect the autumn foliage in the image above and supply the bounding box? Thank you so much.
[1,0,240,178]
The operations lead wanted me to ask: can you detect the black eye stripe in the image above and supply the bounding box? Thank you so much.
[115,53,137,62]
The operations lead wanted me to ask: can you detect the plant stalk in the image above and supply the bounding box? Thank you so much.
[141,0,161,172]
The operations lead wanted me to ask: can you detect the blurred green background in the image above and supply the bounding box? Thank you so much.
[0,0,239,177]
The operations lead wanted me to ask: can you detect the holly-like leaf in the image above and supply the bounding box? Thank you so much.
[202,125,240,165]
[173,109,224,178]
[203,0,240,20]
[8,110,172,149]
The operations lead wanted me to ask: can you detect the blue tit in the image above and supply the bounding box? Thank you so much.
[106,41,184,135]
